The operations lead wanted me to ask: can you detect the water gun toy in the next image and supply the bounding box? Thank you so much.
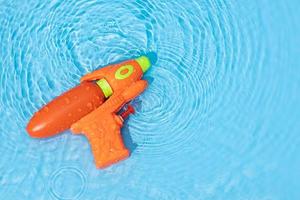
[27,53,156,168]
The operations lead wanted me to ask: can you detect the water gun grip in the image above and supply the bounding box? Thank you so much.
[71,80,148,168]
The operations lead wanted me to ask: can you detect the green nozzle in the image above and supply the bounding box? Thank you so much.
[136,56,151,73]
[135,52,157,73]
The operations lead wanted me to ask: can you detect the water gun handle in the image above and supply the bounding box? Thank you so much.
[71,80,148,168]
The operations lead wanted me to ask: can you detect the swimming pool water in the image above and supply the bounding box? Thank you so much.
[0,0,300,199]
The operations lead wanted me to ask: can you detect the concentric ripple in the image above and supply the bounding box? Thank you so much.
[49,167,86,200]
[0,0,300,199]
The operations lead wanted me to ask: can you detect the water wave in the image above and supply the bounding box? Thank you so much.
[0,0,299,199]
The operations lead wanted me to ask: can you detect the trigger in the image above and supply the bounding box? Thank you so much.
[120,105,135,119]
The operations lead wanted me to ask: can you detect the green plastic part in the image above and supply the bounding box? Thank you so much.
[96,78,113,98]
[136,56,151,73]
[115,64,134,80]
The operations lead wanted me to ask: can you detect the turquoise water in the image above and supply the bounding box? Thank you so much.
[0,0,300,199]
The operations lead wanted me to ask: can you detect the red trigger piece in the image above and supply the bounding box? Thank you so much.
[120,105,135,120]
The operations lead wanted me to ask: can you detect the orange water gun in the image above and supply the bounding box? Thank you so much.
[27,54,156,168]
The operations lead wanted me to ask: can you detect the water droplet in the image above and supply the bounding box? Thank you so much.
[64,98,71,104]
[87,103,93,108]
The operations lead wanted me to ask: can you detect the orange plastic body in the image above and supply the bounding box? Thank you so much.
[80,60,144,93]
[27,57,149,168]
[71,80,148,168]
[27,82,105,138]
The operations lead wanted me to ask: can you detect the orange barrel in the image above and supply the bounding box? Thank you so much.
[27,81,105,138]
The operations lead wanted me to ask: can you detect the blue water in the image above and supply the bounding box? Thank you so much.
[0,0,300,199]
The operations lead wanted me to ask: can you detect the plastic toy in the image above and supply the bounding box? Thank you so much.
[27,54,156,168]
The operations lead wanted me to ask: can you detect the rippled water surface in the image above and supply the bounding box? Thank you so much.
[1,0,300,199]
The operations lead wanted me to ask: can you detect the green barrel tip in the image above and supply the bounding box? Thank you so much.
[136,56,151,73]
[136,52,157,73]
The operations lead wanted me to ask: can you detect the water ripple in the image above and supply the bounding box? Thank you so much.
[0,0,299,199]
